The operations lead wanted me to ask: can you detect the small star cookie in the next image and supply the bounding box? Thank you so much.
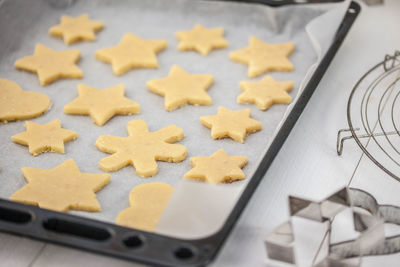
[185,149,248,183]
[12,119,77,156]
[49,14,104,45]
[95,33,167,76]
[64,84,140,126]
[147,65,214,111]
[238,75,294,110]
[229,37,295,78]
[96,120,187,177]
[0,78,50,122]
[116,182,174,232]
[15,44,83,85]
[200,106,261,143]
[10,159,110,212]
[176,24,228,55]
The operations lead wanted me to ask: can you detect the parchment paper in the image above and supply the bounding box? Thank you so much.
[0,0,349,239]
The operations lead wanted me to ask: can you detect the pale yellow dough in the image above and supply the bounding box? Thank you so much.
[95,33,167,76]
[116,182,174,232]
[230,37,295,78]
[64,84,140,126]
[176,24,228,55]
[0,78,50,122]
[10,159,110,212]
[200,106,262,143]
[185,149,248,184]
[49,14,104,45]
[15,44,83,85]
[12,119,77,156]
[96,120,187,177]
[147,65,214,111]
[238,75,294,110]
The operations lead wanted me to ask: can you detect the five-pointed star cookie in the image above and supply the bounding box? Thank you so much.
[64,84,140,126]
[147,65,214,111]
[184,149,248,183]
[15,44,83,85]
[96,120,187,177]
[10,159,110,212]
[49,14,104,45]
[95,33,167,76]
[176,24,229,56]
[200,106,262,143]
[229,37,295,78]
[238,75,294,110]
[12,119,78,156]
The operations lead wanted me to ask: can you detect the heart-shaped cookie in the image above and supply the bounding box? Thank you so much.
[0,78,51,122]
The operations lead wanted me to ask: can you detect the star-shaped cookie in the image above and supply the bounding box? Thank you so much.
[14,44,83,85]
[10,159,110,212]
[147,65,214,111]
[200,106,262,143]
[184,149,248,183]
[176,24,228,56]
[230,37,295,78]
[49,14,104,45]
[64,84,140,126]
[95,33,167,76]
[12,119,78,156]
[96,120,187,177]
[238,75,294,110]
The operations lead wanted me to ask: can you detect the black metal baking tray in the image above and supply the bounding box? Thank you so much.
[0,1,360,266]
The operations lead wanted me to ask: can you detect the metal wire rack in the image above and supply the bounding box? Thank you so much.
[337,51,400,182]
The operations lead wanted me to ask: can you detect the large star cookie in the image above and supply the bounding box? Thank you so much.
[64,84,140,126]
[238,75,294,110]
[12,119,77,156]
[10,159,110,212]
[95,33,167,76]
[176,24,228,56]
[15,44,83,85]
[185,149,248,183]
[230,37,295,78]
[0,78,50,122]
[116,182,174,232]
[49,14,104,45]
[200,106,261,143]
[96,120,187,177]
[147,65,214,111]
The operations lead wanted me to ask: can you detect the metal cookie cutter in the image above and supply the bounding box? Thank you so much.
[265,187,400,266]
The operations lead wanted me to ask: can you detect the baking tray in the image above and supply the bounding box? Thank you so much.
[0,0,360,266]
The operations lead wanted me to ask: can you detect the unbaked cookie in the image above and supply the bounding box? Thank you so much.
[147,65,214,111]
[0,78,50,122]
[185,149,248,183]
[96,120,187,177]
[10,159,110,212]
[116,182,174,232]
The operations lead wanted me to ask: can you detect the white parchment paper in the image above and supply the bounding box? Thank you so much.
[0,0,349,238]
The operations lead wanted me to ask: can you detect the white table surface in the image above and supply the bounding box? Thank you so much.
[2,1,400,266]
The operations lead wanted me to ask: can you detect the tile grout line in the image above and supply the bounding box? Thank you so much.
[27,243,47,267]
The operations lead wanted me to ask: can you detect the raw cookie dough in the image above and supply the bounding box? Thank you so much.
[176,24,228,55]
[116,182,174,232]
[64,84,140,126]
[229,37,295,78]
[15,44,83,85]
[12,119,78,156]
[238,75,294,110]
[185,149,248,183]
[10,159,110,212]
[95,33,167,76]
[96,120,187,177]
[49,14,104,45]
[0,78,50,122]
[147,65,214,111]
[200,106,262,143]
